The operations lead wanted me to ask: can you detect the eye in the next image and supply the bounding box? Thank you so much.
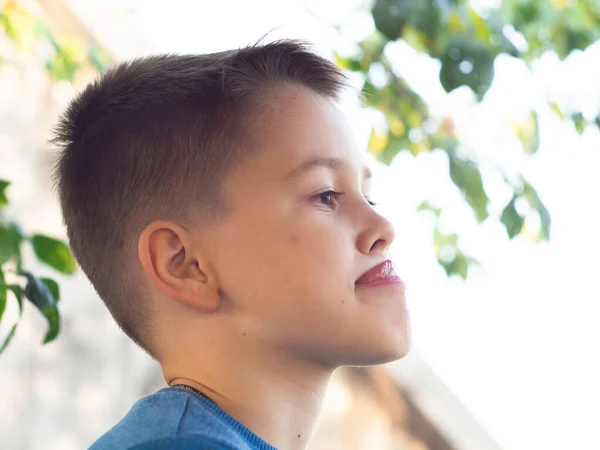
[314,190,343,209]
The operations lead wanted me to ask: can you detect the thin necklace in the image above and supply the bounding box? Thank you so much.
[171,383,216,404]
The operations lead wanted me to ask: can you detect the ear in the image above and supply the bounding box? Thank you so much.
[138,220,219,312]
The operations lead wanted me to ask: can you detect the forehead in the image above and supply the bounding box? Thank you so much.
[241,86,365,181]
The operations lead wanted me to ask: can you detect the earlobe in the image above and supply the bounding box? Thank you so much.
[138,221,220,312]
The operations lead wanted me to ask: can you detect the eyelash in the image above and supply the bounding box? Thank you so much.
[314,191,377,209]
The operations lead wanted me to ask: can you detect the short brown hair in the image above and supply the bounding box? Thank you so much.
[51,39,348,357]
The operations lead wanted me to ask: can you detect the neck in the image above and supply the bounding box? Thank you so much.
[162,331,335,450]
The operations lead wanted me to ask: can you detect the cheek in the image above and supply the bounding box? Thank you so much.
[284,228,354,296]
[287,214,354,260]
[214,219,295,294]
[216,209,353,301]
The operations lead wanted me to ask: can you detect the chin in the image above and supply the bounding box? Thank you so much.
[351,344,412,367]
[334,329,413,368]
[358,311,413,366]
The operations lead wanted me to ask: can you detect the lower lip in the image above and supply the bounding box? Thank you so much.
[356,277,403,287]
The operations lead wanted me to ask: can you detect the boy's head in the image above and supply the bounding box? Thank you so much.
[52,40,410,368]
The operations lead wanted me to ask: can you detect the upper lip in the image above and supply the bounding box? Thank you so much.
[356,259,397,283]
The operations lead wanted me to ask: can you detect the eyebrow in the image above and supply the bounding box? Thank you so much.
[285,156,372,180]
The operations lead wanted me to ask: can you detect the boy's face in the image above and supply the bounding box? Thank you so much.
[198,87,410,367]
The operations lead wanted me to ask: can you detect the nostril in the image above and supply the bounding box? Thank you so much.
[369,238,387,253]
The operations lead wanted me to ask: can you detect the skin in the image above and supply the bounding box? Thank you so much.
[138,86,411,450]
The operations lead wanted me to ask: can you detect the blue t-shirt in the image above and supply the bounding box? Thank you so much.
[89,387,278,450]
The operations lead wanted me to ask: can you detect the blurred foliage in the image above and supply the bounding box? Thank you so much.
[0,181,77,353]
[336,0,600,278]
[0,0,110,82]
[0,0,110,354]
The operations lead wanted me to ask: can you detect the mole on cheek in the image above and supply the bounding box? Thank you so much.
[289,235,301,245]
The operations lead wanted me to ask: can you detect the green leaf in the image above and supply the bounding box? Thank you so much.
[436,239,479,279]
[572,112,587,134]
[87,42,111,73]
[401,26,431,52]
[549,103,564,119]
[361,80,381,107]
[0,179,9,207]
[407,0,440,40]
[566,28,593,54]
[515,111,539,154]
[368,128,389,157]
[0,323,18,355]
[358,31,388,57]
[9,221,26,240]
[513,0,540,27]
[334,54,363,72]
[433,226,469,278]
[23,272,60,344]
[380,133,410,165]
[536,199,551,241]
[24,272,55,311]
[46,49,80,83]
[41,307,59,344]
[372,0,410,40]
[1,2,37,49]
[0,270,6,323]
[417,201,441,219]
[499,33,521,57]
[446,150,489,222]
[440,36,495,99]
[523,183,551,240]
[41,278,60,303]
[439,251,470,279]
[31,234,77,275]
[434,228,458,249]
[500,195,524,238]
[0,223,22,265]
[467,6,492,42]
[7,284,23,316]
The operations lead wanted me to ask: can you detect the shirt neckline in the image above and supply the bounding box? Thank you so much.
[164,386,279,450]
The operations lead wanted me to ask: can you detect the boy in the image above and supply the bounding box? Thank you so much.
[52,39,411,450]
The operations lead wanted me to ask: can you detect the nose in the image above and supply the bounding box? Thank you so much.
[356,208,396,255]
